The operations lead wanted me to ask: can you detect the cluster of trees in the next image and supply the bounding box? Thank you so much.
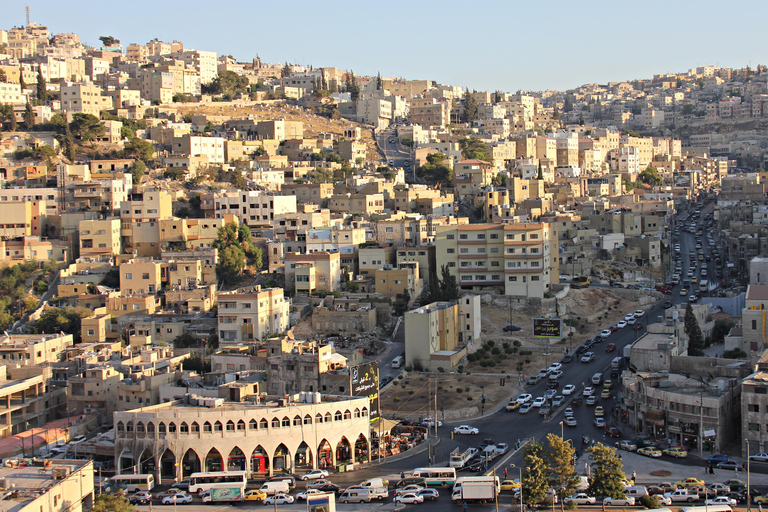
[523,437,628,507]
[213,222,263,284]
[638,166,662,187]
[31,307,92,344]
[462,90,478,123]
[684,302,705,356]
[345,72,360,101]
[0,262,57,332]
[415,152,452,185]
[420,265,459,304]
[459,137,493,162]
[202,70,250,97]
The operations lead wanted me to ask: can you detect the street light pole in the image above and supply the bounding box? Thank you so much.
[560,421,564,440]
[747,440,751,512]
[511,464,523,512]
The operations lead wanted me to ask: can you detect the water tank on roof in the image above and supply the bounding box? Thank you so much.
[299,391,307,403]
[314,392,321,404]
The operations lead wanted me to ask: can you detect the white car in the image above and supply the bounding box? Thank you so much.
[581,352,595,363]
[394,493,424,504]
[161,493,192,505]
[658,495,672,506]
[600,329,612,337]
[707,497,738,507]
[532,397,546,408]
[624,314,634,322]
[548,362,563,372]
[604,496,635,506]
[296,489,323,500]
[517,393,533,404]
[453,425,479,435]
[421,417,443,427]
[564,416,577,427]
[565,494,596,505]
[395,485,425,496]
[634,310,645,318]
[627,317,636,325]
[301,469,329,480]
[750,452,768,462]
[564,407,574,416]
[616,321,627,329]
[583,386,595,396]
[263,494,295,505]
[562,384,576,395]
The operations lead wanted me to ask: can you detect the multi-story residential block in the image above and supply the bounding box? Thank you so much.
[374,264,422,301]
[285,252,341,294]
[172,134,225,164]
[0,82,29,105]
[78,218,121,257]
[217,287,291,346]
[0,200,47,238]
[404,295,481,371]
[397,246,436,285]
[741,353,768,456]
[60,81,113,115]
[119,190,173,257]
[281,183,334,207]
[436,223,558,298]
[171,49,217,84]
[265,336,349,396]
[328,193,384,214]
[159,216,235,251]
[120,259,163,296]
[0,333,74,367]
[0,362,65,437]
[67,365,122,418]
[210,191,297,228]
[0,187,58,216]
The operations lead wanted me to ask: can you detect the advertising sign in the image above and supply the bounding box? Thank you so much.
[350,362,380,419]
[533,318,562,338]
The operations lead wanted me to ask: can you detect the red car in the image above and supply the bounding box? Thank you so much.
[605,426,621,438]
[605,343,616,352]
[608,325,619,332]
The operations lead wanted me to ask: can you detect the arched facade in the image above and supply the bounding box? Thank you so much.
[114,395,372,481]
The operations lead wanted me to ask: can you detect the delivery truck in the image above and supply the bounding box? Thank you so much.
[452,476,499,504]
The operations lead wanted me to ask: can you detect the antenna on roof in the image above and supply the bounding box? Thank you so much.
[25,5,30,28]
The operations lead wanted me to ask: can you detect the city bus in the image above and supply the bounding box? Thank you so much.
[412,467,456,486]
[107,474,155,492]
[189,471,248,493]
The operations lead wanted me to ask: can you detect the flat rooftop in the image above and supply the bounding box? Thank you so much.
[0,461,90,512]
[631,332,677,351]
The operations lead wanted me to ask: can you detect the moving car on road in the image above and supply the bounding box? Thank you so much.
[453,425,479,435]
[161,493,192,505]
[301,469,330,480]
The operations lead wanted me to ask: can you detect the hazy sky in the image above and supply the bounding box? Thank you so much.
[12,0,766,92]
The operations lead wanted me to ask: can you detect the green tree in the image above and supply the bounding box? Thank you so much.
[522,441,549,505]
[684,302,705,356]
[36,67,47,102]
[92,494,135,512]
[124,137,155,161]
[173,332,202,349]
[0,103,17,133]
[129,160,146,185]
[537,161,544,180]
[459,137,492,162]
[586,443,626,499]
[100,268,120,289]
[120,125,134,140]
[563,95,574,112]
[712,319,734,343]
[462,90,477,124]
[415,152,452,186]
[23,102,34,129]
[164,168,186,180]
[0,69,6,83]
[69,113,104,140]
[19,66,25,90]
[98,36,120,47]
[31,307,91,344]
[376,71,382,90]
[421,265,460,304]
[183,352,211,373]
[681,104,695,115]
[544,433,579,509]
[218,245,246,284]
[63,122,76,161]
[638,166,662,187]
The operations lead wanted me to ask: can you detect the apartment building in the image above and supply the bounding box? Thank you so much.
[0,187,58,216]
[0,201,47,238]
[435,223,558,298]
[741,352,768,456]
[60,81,112,115]
[404,295,481,371]
[0,333,74,367]
[372,215,468,248]
[66,175,131,215]
[171,49,217,84]
[374,264,422,300]
[67,365,122,417]
[0,82,29,105]
[119,190,173,257]
[328,193,384,214]
[217,287,291,346]
[159,216,235,251]
[285,252,341,294]
[281,183,334,207]
[211,191,297,228]
[78,218,121,257]
[397,246,436,285]
[264,337,349,395]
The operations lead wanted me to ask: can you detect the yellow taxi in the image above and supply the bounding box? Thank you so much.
[506,401,521,412]
[594,406,604,417]
[663,447,688,458]
[691,276,698,284]
[244,490,267,501]
[675,477,705,488]
[501,479,521,491]
[600,388,611,399]
[603,380,613,389]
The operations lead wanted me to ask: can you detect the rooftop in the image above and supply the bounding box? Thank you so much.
[0,461,91,512]
[747,285,768,301]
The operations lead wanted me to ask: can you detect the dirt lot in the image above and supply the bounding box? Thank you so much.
[380,287,660,419]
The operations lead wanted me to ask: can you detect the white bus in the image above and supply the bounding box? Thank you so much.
[412,467,457,486]
[189,471,248,493]
[681,507,731,512]
[107,474,155,492]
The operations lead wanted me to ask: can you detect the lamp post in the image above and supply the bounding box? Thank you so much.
[560,421,564,440]
[510,464,523,512]
[747,440,752,512]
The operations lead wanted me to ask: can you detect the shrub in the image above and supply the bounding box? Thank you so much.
[404,365,413,372]
[565,500,578,510]
[466,396,473,401]
[457,365,464,373]
[437,367,445,372]
[638,495,660,509]
[456,388,463,394]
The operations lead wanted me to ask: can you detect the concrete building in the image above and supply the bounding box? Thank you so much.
[311,297,377,333]
[404,295,481,371]
[217,287,291,346]
[0,333,74,367]
[113,392,371,479]
[265,337,349,396]
[285,252,341,294]
[0,364,62,438]
[211,191,297,228]
[78,218,121,257]
[172,135,225,164]
[741,353,768,456]
[60,81,112,115]
[119,190,173,257]
[435,223,558,299]
[67,365,122,418]
[0,460,94,512]
[120,259,163,296]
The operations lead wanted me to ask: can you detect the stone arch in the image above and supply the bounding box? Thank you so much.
[343,409,351,420]
[273,443,291,474]
[204,447,223,472]
[213,420,222,432]
[354,433,370,463]
[136,421,145,436]
[180,421,189,434]
[147,421,155,435]
[181,448,201,478]
[160,449,176,480]
[354,408,360,418]
[139,448,154,474]
[293,415,302,426]
[259,418,268,429]
[203,421,212,433]
[126,420,134,432]
[315,413,322,423]
[271,417,280,428]
[236,419,245,431]
[303,414,312,425]
[226,420,235,432]
[361,407,368,417]
[191,421,200,433]
[118,447,135,474]
[317,439,333,469]
[334,410,342,421]
[116,421,125,434]
[324,412,332,422]
[168,422,177,433]
[158,422,166,435]
[249,419,258,430]
[228,446,246,471]
[281,416,290,427]
[295,441,313,470]
[336,436,352,463]
[250,445,269,475]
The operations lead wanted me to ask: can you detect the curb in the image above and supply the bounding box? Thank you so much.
[358,437,441,469]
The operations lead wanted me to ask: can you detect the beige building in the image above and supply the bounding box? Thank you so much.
[265,337,348,395]
[436,223,558,298]
[120,189,173,257]
[217,287,291,346]
[114,392,372,480]
[0,200,46,238]
[0,460,94,512]
[67,365,122,417]
[60,81,112,115]
[285,252,341,294]
[78,218,121,257]
[404,295,481,371]
[211,191,297,228]
[741,353,768,456]
[0,82,29,105]
[120,260,163,295]
[0,333,74,367]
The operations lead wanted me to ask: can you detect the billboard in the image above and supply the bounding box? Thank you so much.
[533,318,562,338]
[350,362,380,419]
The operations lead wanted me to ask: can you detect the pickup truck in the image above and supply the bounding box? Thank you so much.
[664,489,697,503]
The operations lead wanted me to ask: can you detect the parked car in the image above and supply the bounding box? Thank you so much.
[717,461,745,471]
[604,497,635,506]
[394,493,424,504]
[750,452,768,462]
[676,478,705,488]
[503,324,522,332]
[706,454,732,464]
[263,493,295,505]
[618,440,637,451]
[638,447,662,458]
[663,447,688,458]
[301,469,330,480]
[604,427,620,438]
[565,494,596,505]
[161,493,192,505]
[453,425,479,435]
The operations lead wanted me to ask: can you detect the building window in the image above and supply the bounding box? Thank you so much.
[271,418,280,428]
[459,234,468,240]
[749,404,760,412]
[509,276,517,281]
[749,423,760,431]
[531,276,540,281]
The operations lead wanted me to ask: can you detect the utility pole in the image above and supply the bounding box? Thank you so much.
[698,390,704,455]
[747,440,752,512]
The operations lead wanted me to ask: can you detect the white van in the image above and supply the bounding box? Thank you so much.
[591,373,603,385]
[391,356,404,369]
[259,481,290,495]
[338,489,371,503]
[626,486,648,498]
[611,357,623,369]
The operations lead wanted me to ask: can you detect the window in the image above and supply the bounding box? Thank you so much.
[460,248,468,254]
[531,276,540,281]
[509,276,517,281]
[260,418,269,429]
[459,234,468,240]
[477,234,486,240]
[226,420,235,431]
[293,416,301,426]
[749,423,761,431]
[447,248,455,254]
[124,273,132,280]
[271,418,280,428]
[490,247,499,253]
[334,411,343,421]
[203,422,212,433]
[191,422,199,433]
[749,404,760,412]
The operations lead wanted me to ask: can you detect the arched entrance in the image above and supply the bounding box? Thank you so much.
[118,448,135,474]
[181,449,201,478]
[160,449,176,480]
[354,434,369,463]
[273,444,291,474]
[294,441,313,470]
[139,449,155,474]
[250,446,269,475]
[317,439,333,470]
[228,447,246,471]
[335,437,352,464]
[204,448,223,472]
